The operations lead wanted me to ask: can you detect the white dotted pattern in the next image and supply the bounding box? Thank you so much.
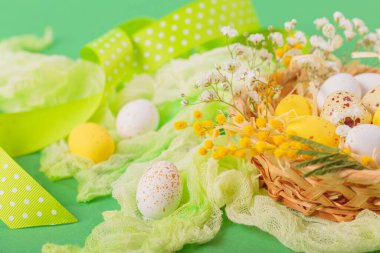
[0,148,73,228]
[85,0,257,76]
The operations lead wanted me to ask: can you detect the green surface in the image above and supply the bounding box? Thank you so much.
[1,0,380,252]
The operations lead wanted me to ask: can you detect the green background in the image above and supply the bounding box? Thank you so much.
[0,0,379,252]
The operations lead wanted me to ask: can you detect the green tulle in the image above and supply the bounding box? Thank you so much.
[0,29,104,114]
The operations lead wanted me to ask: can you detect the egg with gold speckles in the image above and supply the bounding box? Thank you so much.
[136,161,182,219]
[362,85,380,114]
[286,115,339,147]
[116,99,159,138]
[320,91,372,127]
[68,123,115,163]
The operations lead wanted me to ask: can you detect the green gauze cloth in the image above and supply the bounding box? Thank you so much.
[0,30,105,156]
[43,132,380,253]
[42,130,257,253]
[40,47,231,202]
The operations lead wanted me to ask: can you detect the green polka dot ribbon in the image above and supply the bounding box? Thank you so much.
[81,0,260,87]
[0,147,77,229]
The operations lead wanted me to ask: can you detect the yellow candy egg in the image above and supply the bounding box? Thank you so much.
[374,107,380,126]
[286,116,339,147]
[68,123,115,163]
[275,95,312,120]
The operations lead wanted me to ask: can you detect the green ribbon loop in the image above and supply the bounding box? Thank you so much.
[82,0,260,86]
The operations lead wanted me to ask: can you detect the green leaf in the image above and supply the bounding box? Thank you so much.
[289,135,338,152]
[294,153,339,169]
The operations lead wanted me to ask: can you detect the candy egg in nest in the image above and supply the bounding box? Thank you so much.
[346,124,380,164]
[362,85,380,114]
[116,99,159,138]
[355,73,380,94]
[320,91,372,127]
[317,73,362,109]
[374,107,380,126]
[286,115,339,147]
[68,123,115,163]
[136,161,183,219]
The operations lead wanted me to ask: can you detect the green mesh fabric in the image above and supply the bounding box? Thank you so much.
[40,48,231,202]
[0,29,104,114]
[43,129,225,253]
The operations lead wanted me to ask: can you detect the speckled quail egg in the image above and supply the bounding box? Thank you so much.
[320,91,372,127]
[317,73,362,109]
[362,85,380,114]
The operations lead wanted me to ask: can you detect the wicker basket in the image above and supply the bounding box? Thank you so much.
[253,156,380,222]
[251,62,380,222]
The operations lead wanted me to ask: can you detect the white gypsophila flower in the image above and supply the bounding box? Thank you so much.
[286,36,297,46]
[331,35,343,50]
[314,17,329,30]
[339,18,353,31]
[237,67,249,80]
[220,26,238,38]
[196,71,222,88]
[233,44,250,59]
[223,59,241,73]
[333,11,344,22]
[294,31,307,45]
[376,29,380,38]
[336,124,351,137]
[200,90,215,102]
[244,71,258,87]
[248,91,261,103]
[352,18,365,29]
[344,30,356,40]
[322,23,336,38]
[293,55,321,71]
[358,26,369,35]
[268,32,284,47]
[361,33,378,47]
[221,82,229,90]
[284,22,293,32]
[284,19,297,32]
[196,78,210,88]
[310,35,325,48]
[320,40,334,52]
[247,33,265,45]
[257,48,273,61]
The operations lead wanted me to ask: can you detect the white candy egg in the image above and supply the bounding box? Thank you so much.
[320,91,372,127]
[116,99,159,138]
[354,73,380,94]
[362,85,380,114]
[317,73,362,109]
[346,124,380,164]
[136,161,182,219]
